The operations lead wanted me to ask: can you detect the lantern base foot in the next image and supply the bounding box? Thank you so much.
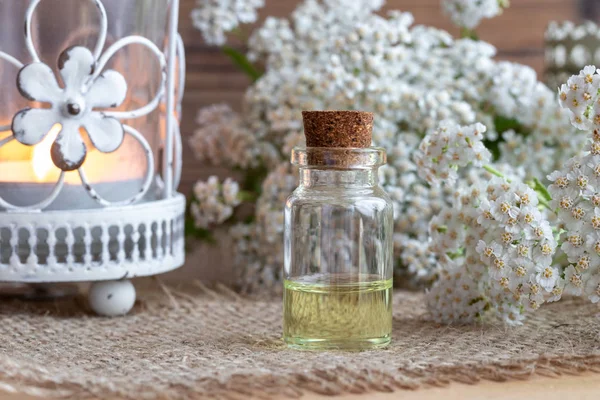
[88,280,136,317]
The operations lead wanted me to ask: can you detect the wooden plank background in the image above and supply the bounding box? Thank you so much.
[176,0,584,196]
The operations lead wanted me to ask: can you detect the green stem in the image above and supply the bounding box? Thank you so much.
[525,178,555,213]
[238,190,258,203]
[553,251,569,268]
[446,249,464,260]
[533,177,552,202]
[460,27,479,41]
[231,26,248,42]
[483,164,505,178]
[498,0,511,9]
[537,196,553,212]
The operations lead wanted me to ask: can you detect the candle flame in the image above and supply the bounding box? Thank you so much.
[32,124,61,182]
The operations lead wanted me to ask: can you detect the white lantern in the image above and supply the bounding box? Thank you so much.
[0,0,186,315]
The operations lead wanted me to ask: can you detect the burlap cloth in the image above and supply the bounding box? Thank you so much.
[1,280,599,399]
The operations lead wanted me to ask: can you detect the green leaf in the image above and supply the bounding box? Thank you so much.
[240,163,270,196]
[243,214,256,224]
[483,139,501,161]
[238,190,258,203]
[484,115,532,161]
[494,115,527,135]
[222,45,263,82]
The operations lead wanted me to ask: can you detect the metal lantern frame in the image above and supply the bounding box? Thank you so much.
[0,0,186,315]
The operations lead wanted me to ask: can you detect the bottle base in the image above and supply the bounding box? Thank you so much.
[284,335,391,351]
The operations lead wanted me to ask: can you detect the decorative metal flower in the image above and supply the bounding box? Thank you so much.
[0,0,183,210]
[12,46,127,171]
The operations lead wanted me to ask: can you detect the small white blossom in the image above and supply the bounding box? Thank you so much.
[558,65,600,131]
[535,265,559,291]
[584,274,600,303]
[190,176,242,229]
[222,179,241,205]
[442,0,508,30]
[426,170,559,325]
[416,122,491,185]
[191,0,265,45]
[426,257,485,324]
[564,265,584,296]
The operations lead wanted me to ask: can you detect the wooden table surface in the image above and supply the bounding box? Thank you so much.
[303,374,600,400]
[1,373,599,399]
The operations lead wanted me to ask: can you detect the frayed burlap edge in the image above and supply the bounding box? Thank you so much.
[2,354,600,399]
[1,281,599,400]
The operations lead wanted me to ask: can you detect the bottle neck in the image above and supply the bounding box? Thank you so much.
[299,168,379,189]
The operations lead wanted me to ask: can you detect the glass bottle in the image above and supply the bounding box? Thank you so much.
[283,111,394,350]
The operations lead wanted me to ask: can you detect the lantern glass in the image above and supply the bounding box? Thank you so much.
[0,0,174,210]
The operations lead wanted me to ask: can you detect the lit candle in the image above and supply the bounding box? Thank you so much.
[0,0,186,317]
[0,124,151,210]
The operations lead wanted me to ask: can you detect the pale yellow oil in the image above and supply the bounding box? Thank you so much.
[283,275,392,350]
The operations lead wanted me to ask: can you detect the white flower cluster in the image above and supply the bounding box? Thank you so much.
[232,164,298,294]
[189,104,279,169]
[426,170,561,325]
[548,160,600,303]
[558,65,600,131]
[384,132,452,285]
[426,66,600,324]
[416,122,491,185]
[191,0,265,45]
[493,62,577,179]
[442,0,508,30]
[190,0,583,290]
[547,65,600,304]
[190,176,242,229]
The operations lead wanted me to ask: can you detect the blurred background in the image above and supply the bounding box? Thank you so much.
[172,0,589,283]
[177,0,589,195]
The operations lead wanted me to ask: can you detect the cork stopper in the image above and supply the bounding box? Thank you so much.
[302,111,373,148]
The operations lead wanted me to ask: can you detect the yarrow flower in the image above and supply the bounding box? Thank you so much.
[547,65,600,304]
[429,65,600,324]
[426,258,484,324]
[426,168,560,325]
[558,65,600,130]
[191,0,265,45]
[442,0,509,30]
[233,163,298,293]
[189,0,583,291]
[189,104,279,169]
[190,176,242,229]
[415,122,491,185]
[422,120,562,325]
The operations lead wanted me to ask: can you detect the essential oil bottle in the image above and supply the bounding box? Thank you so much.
[283,110,394,350]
